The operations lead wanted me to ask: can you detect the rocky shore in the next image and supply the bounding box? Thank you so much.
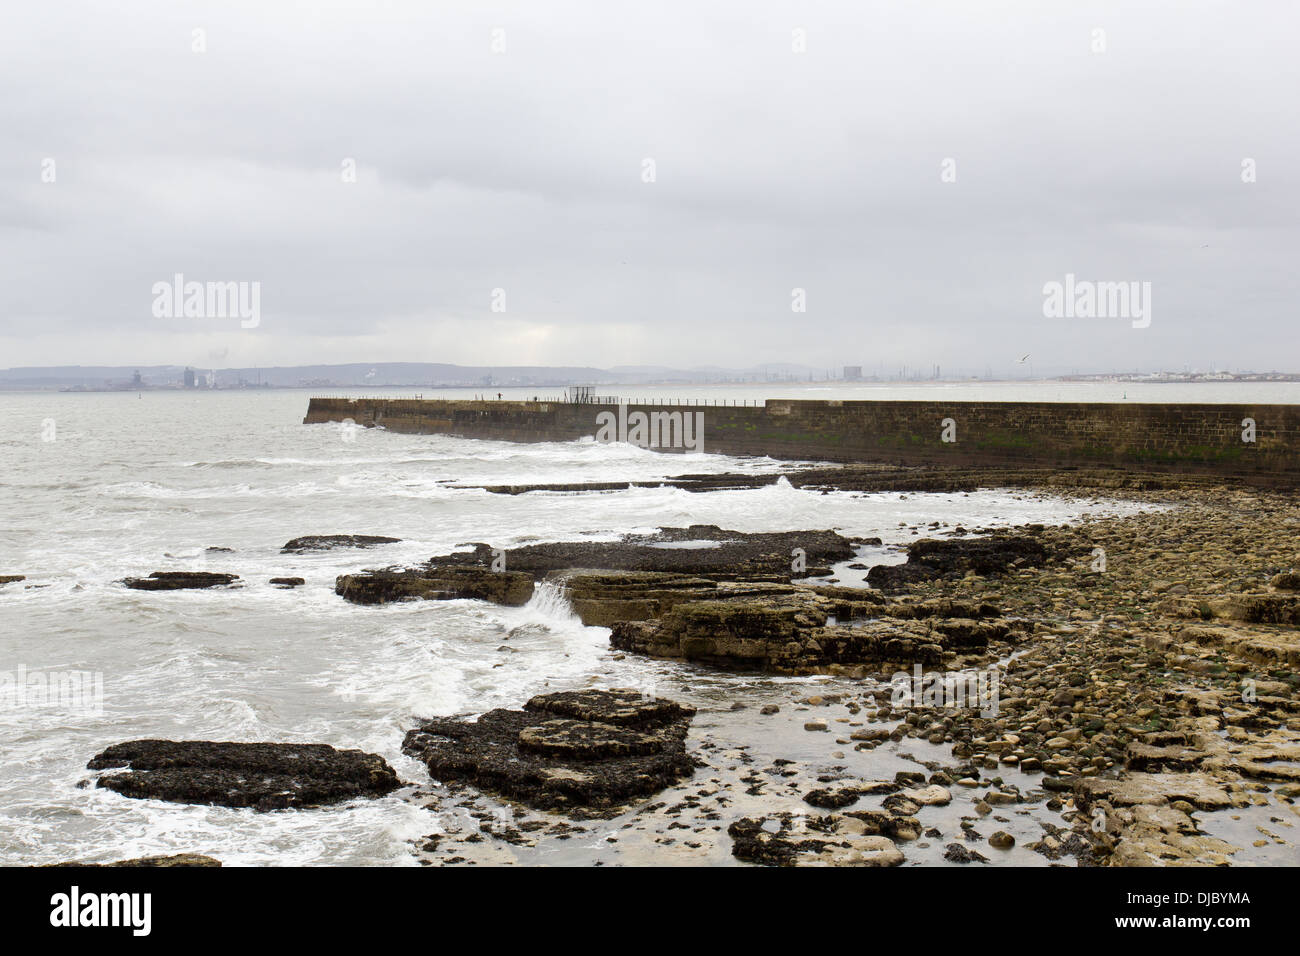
[899,482,1300,866]
[40,462,1298,866]
[391,468,1299,866]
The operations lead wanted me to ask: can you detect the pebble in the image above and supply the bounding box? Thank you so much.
[989,831,1015,849]
[903,785,952,807]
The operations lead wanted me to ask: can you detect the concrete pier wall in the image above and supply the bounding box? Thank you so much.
[303,397,1300,482]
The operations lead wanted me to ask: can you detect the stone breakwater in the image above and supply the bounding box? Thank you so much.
[304,397,1300,482]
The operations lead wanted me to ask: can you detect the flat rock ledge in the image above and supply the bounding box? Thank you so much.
[281,534,401,554]
[334,532,1019,673]
[729,812,906,866]
[333,525,855,610]
[558,570,724,627]
[610,588,1014,673]
[402,689,696,812]
[1072,772,1246,866]
[121,571,240,591]
[86,740,402,811]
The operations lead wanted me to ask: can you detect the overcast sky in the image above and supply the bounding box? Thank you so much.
[2,1,1297,376]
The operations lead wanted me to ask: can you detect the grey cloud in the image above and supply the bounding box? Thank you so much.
[1,0,1296,375]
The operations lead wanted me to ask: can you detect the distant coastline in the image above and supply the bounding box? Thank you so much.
[2,361,1298,393]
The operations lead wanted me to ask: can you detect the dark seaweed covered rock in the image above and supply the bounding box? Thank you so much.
[45,854,221,867]
[522,689,693,727]
[804,787,864,809]
[87,740,401,810]
[471,474,783,495]
[0,574,25,586]
[436,526,853,580]
[281,534,401,554]
[867,532,1053,590]
[121,571,240,590]
[336,566,534,606]
[402,689,696,811]
[943,842,989,864]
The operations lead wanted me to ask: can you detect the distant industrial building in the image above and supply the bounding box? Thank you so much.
[183,367,196,388]
[843,366,863,381]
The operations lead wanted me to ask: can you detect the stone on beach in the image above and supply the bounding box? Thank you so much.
[1269,571,1300,591]
[729,812,905,866]
[989,831,1015,849]
[902,784,952,806]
